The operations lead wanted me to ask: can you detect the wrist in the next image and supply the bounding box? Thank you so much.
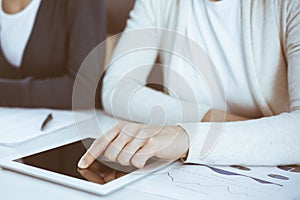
[176,125,190,160]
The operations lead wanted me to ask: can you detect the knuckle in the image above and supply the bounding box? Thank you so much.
[122,125,137,138]
[116,122,125,129]
[117,156,130,166]
[104,150,116,162]
[93,137,104,146]
[136,128,150,139]
[118,133,130,144]
[131,156,141,168]
[147,137,156,145]
[117,150,133,166]
[111,139,126,151]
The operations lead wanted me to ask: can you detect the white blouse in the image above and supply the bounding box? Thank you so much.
[0,0,41,67]
[102,0,300,165]
[187,0,261,118]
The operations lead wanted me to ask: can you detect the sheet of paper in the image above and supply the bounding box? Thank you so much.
[0,107,92,147]
[127,162,300,200]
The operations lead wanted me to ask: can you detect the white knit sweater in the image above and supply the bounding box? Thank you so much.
[102,0,300,166]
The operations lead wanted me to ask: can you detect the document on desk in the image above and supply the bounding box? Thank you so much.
[127,162,300,200]
[0,107,92,147]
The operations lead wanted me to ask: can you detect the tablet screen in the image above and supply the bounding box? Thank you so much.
[13,138,129,185]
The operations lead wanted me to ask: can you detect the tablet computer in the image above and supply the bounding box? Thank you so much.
[0,138,171,195]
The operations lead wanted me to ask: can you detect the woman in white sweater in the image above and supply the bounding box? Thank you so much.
[78,0,300,169]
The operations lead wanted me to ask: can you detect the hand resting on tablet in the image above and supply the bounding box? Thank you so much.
[78,122,189,169]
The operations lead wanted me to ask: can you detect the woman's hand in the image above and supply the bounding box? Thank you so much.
[78,122,189,169]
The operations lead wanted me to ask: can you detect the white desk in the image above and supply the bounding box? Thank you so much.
[0,123,169,200]
[1,111,300,200]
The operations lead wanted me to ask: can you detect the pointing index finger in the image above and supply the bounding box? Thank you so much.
[78,123,123,169]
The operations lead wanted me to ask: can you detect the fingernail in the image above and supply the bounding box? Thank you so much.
[78,159,87,169]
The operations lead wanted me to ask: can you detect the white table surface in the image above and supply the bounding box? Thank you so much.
[2,111,300,200]
[0,118,170,200]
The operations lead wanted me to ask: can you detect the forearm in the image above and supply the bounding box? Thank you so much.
[102,75,211,125]
[28,76,74,109]
[103,74,249,124]
[0,76,73,109]
[181,110,300,165]
[202,109,249,122]
[0,78,31,107]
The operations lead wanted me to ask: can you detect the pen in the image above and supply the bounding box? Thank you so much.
[41,113,53,131]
